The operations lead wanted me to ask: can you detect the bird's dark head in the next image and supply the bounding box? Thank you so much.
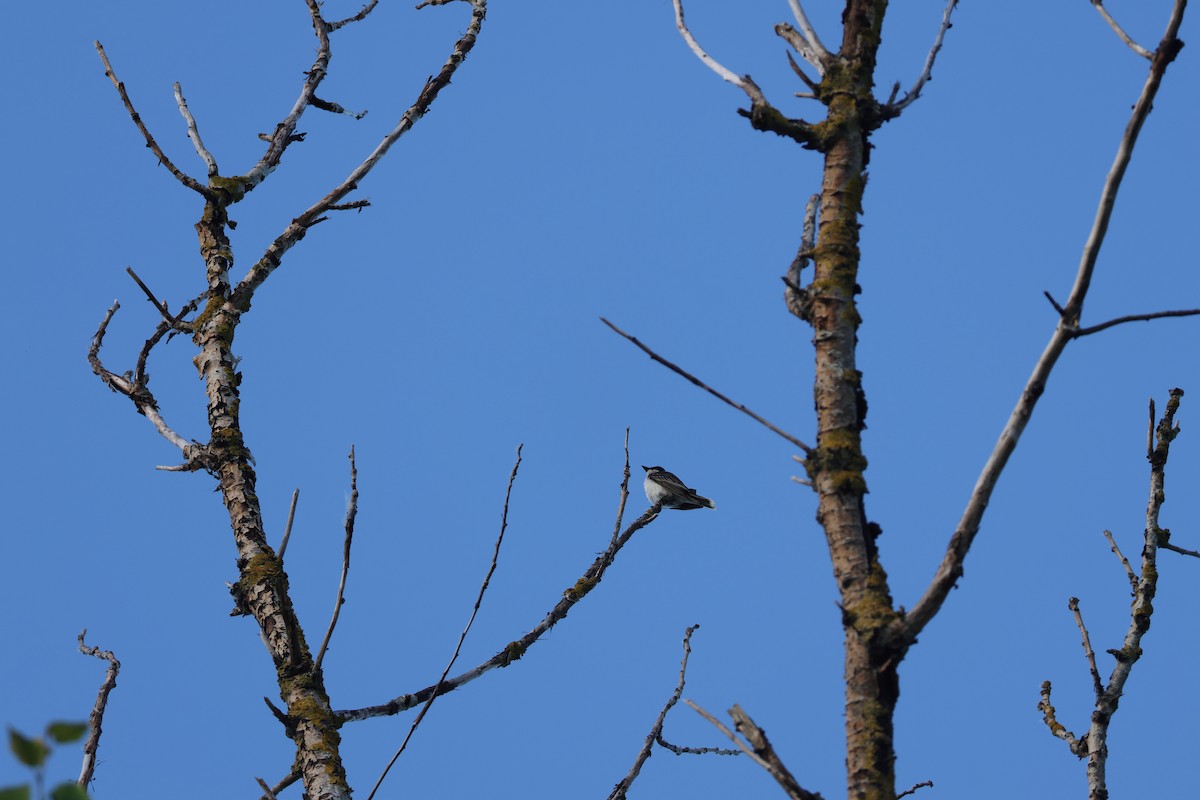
[641,465,661,473]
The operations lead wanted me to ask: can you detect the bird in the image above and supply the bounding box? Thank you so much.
[642,465,715,510]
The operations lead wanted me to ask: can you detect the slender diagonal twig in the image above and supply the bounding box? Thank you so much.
[337,498,660,722]
[364,444,522,800]
[897,781,935,799]
[173,82,219,177]
[94,42,210,196]
[1090,0,1154,59]
[889,0,960,112]
[259,771,300,800]
[1068,597,1104,698]
[785,0,831,71]
[897,2,1188,646]
[609,428,632,548]
[601,317,813,454]
[671,0,767,103]
[1101,530,1137,590]
[729,704,823,800]
[88,302,195,457]
[255,778,279,800]
[1072,308,1200,337]
[234,0,488,306]
[609,625,713,800]
[314,447,359,673]
[77,630,121,790]
[278,488,301,563]
[329,0,380,31]
[125,266,193,331]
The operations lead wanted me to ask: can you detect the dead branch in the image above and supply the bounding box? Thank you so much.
[77,630,121,790]
[600,317,813,454]
[314,447,359,674]
[608,625,729,800]
[364,444,523,800]
[93,42,210,196]
[233,0,488,306]
[1090,0,1154,58]
[896,3,1189,647]
[337,497,660,722]
[173,82,219,177]
[887,0,960,113]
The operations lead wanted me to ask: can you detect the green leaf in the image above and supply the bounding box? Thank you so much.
[7,729,49,768]
[49,783,90,800]
[46,723,89,745]
[0,785,33,800]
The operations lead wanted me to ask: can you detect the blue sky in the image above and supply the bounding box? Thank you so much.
[3,1,1197,798]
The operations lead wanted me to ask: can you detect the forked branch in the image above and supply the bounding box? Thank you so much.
[896,1,1189,647]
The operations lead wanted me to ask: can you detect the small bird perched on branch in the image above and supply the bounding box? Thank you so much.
[642,465,716,510]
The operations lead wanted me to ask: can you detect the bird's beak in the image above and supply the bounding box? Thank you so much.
[640,465,650,472]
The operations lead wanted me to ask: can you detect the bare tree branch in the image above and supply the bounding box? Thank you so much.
[671,0,766,102]
[1038,681,1086,757]
[125,266,193,332]
[608,625,718,800]
[173,82,219,178]
[1090,0,1154,59]
[337,498,660,722]
[329,0,380,32]
[888,0,960,113]
[609,428,632,548]
[896,780,935,799]
[1071,307,1200,337]
[314,447,359,674]
[685,701,823,800]
[278,488,301,563]
[1101,529,1137,590]
[233,0,488,306]
[258,772,300,800]
[600,317,813,454]
[784,0,832,71]
[364,444,522,800]
[77,630,120,790]
[1068,597,1104,698]
[93,42,211,196]
[896,3,1189,647]
[1040,390,1187,798]
[255,777,279,800]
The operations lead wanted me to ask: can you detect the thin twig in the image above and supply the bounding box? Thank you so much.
[608,625,717,800]
[897,2,1188,646]
[259,771,300,800]
[93,41,210,196]
[1101,530,1137,591]
[671,0,766,103]
[601,317,813,454]
[365,444,523,800]
[896,781,935,799]
[234,0,488,305]
[329,0,380,31]
[889,0,960,112]
[1161,541,1200,559]
[125,266,193,331]
[1071,308,1200,337]
[314,447,358,674]
[77,630,120,789]
[173,82,219,177]
[685,700,771,770]
[278,489,300,562]
[785,0,831,71]
[1043,290,1066,316]
[337,499,660,722]
[1068,597,1104,698]
[1037,681,1086,756]
[729,704,823,800]
[609,429,632,548]
[255,777,279,800]
[1090,0,1154,59]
